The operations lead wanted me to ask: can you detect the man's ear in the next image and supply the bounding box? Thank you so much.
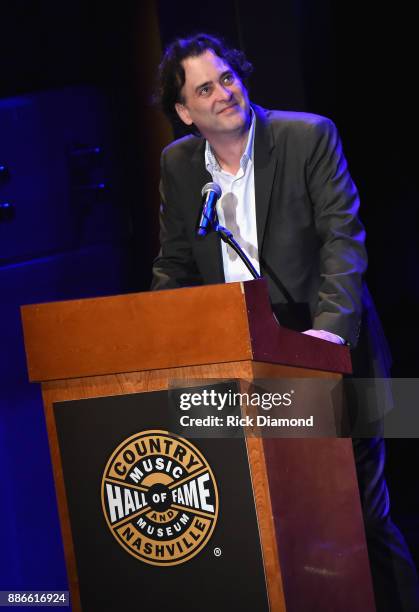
[175,102,193,126]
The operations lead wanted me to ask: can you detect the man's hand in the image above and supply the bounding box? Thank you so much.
[302,329,345,344]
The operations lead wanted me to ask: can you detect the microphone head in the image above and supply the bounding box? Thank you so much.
[201,182,222,198]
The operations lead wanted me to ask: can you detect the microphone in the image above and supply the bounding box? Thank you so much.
[197,182,222,237]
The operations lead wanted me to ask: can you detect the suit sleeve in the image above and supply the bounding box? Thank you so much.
[306,118,367,347]
[151,149,203,290]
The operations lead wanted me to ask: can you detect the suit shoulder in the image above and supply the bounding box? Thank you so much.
[161,134,203,165]
[265,109,336,134]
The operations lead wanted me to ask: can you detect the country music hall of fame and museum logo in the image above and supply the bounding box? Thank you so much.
[101,430,219,566]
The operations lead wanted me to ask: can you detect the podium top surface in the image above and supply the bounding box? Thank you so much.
[21,280,351,382]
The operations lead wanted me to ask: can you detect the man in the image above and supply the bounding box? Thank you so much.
[151,33,419,611]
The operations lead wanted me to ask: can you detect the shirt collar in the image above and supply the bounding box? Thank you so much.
[205,107,255,174]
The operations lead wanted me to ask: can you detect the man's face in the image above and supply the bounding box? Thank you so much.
[175,49,250,140]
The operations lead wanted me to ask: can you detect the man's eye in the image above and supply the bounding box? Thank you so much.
[223,74,234,84]
[199,86,211,96]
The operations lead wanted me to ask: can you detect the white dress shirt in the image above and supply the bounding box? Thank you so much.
[205,110,260,282]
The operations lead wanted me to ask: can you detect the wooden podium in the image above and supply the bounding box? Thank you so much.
[21,279,376,612]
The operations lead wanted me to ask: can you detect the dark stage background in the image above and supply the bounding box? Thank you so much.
[1,0,418,594]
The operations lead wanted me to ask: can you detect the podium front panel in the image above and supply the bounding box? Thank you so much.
[53,387,269,612]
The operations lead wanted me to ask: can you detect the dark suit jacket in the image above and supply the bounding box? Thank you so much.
[152,104,391,378]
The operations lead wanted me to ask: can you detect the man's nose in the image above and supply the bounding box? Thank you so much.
[215,83,233,101]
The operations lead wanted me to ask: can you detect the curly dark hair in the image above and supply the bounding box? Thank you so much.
[155,33,253,131]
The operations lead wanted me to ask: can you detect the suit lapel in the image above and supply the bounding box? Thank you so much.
[253,104,277,251]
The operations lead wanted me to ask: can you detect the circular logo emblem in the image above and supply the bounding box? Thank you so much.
[101,430,219,566]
